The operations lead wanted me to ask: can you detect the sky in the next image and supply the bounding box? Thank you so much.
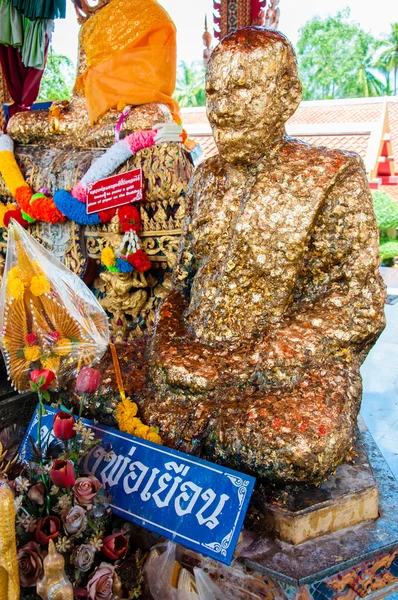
[52,0,398,68]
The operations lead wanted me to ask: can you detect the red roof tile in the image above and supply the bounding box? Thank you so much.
[186,98,398,173]
[192,135,218,159]
[294,133,370,159]
[192,133,370,160]
[288,103,383,126]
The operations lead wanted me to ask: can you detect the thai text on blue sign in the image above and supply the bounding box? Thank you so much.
[20,405,256,565]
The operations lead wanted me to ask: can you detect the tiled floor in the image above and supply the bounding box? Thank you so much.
[360,277,398,480]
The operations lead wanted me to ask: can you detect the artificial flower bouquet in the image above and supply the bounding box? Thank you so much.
[12,368,144,600]
[0,220,109,392]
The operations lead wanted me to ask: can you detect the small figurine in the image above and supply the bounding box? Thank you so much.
[0,478,20,600]
[36,539,73,600]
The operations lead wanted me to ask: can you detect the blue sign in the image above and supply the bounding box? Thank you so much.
[20,405,255,565]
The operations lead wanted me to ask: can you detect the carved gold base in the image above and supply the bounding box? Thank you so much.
[0,141,192,340]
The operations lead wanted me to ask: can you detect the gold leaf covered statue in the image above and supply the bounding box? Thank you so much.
[138,28,386,483]
[36,540,73,600]
[0,220,109,391]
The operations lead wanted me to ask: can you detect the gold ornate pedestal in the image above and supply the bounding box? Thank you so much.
[0,142,192,340]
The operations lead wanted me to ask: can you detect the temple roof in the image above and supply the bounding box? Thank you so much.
[182,96,398,200]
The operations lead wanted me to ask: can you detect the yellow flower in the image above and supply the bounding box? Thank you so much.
[134,424,150,439]
[101,247,116,268]
[8,277,24,299]
[7,266,21,282]
[30,275,51,296]
[147,432,162,445]
[115,398,139,431]
[54,337,72,356]
[23,345,41,362]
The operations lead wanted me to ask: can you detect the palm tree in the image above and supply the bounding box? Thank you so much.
[352,33,385,97]
[174,61,206,107]
[377,23,398,95]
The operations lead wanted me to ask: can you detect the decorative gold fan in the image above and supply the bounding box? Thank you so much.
[0,221,109,392]
[2,297,29,391]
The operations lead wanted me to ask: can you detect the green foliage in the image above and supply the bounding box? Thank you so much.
[296,8,385,100]
[377,23,398,95]
[174,60,206,107]
[38,50,75,101]
[380,238,398,261]
[372,190,398,230]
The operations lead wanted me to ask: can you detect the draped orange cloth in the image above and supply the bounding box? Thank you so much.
[76,0,180,125]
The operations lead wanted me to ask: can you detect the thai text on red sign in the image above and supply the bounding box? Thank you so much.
[86,168,143,214]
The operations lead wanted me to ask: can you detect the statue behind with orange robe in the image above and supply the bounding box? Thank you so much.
[75,0,180,124]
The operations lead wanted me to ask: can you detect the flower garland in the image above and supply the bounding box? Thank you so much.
[0,123,184,226]
[0,136,65,224]
[100,230,151,274]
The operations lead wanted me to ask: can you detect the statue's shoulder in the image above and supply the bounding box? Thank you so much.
[283,136,366,176]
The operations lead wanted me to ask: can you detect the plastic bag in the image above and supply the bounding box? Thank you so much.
[144,541,228,600]
[0,219,109,392]
[194,568,228,600]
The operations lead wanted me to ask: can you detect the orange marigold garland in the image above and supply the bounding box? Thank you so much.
[0,134,65,224]
[14,187,65,224]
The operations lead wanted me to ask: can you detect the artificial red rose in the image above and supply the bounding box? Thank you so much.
[53,411,76,440]
[118,205,141,233]
[87,562,116,600]
[72,476,101,508]
[102,533,128,561]
[76,367,101,394]
[27,482,45,505]
[17,541,43,587]
[98,208,116,223]
[35,516,61,545]
[50,459,76,488]
[127,249,151,272]
[3,209,29,228]
[25,333,37,345]
[30,369,55,390]
[49,331,60,342]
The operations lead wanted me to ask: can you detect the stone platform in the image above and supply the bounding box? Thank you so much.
[236,417,398,598]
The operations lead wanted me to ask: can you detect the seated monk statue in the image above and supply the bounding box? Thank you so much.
[7,0,179,148]
[141,28,386,483]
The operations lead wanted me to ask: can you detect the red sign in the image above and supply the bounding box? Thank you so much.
[86,168,143,214]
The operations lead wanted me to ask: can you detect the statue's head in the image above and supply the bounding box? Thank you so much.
[206,28,302,164]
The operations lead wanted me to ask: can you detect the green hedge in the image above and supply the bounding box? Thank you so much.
[372,190,398,230]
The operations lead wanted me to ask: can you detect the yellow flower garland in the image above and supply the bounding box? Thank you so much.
[7,266,21,282]
[101,247,116,268]
[0,150,27,197]
[7,278,24,300]
[30,275,51,296]
[115,398,162,444]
